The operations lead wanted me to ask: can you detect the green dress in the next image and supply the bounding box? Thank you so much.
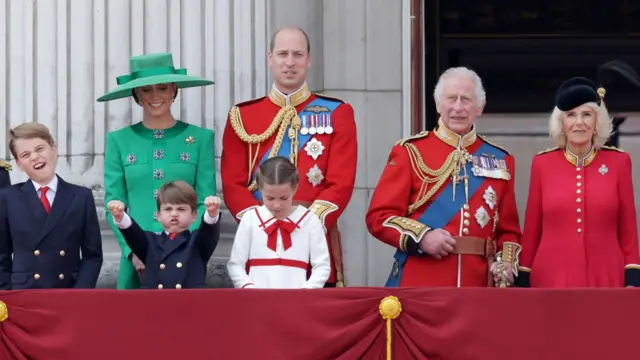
[104,120,216,289]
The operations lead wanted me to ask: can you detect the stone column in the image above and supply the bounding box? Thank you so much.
[322,0,407,286]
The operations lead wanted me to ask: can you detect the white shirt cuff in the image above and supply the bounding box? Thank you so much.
[203,211,220,225]
[113,212,132,229]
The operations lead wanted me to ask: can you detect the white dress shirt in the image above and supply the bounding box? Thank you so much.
[32,175,59,206]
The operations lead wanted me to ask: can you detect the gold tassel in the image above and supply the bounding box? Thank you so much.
[379,296,402,360]
[290,115,301,166]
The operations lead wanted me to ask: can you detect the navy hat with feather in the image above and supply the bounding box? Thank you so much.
[555,77,605,111]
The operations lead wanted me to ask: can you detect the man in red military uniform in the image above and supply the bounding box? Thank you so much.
[221,27,357,287]
[366,67,522,287]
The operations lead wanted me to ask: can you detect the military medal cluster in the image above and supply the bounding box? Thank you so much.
[467,152,506,233]
[299,113,333,135]
[471,153,511,181]
[300,111,334,187]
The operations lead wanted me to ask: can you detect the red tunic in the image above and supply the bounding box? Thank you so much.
[518,146,640,287]
[366,122,522,287]
[221,84,357,284]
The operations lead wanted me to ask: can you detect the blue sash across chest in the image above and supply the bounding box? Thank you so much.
[251,97,341,201]
[385,141,507,287]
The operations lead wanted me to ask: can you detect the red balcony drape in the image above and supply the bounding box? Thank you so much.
[0,288,638,360]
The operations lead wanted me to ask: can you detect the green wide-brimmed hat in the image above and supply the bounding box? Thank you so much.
[96,52,214,102]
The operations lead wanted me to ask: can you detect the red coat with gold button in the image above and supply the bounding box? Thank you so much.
[220,84,357,285]
[366,122,522,287]
[517,146,640,287]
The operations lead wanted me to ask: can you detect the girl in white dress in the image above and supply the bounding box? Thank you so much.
[227,156,331,289]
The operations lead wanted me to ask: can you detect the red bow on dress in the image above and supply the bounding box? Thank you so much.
[264,219,297,252]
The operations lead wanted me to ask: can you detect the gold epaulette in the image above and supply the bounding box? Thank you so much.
[536,147,559,155]
[395,131,429,147]
[478,134,510,155]
[314,93,346,104]
[0,160,11,172]
[601,145,625,153]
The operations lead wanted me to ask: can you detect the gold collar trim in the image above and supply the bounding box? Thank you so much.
[434,119,477,149]
[564,146,597,167]
[268,83,311,107]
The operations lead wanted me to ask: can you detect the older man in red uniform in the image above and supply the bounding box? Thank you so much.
[221,27,357,287]
[366,67,522,287]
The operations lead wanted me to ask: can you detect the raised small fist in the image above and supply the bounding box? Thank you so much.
[205,196,222,217]
[107,200,126,223]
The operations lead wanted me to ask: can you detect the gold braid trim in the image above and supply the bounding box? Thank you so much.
[229,105,300,192]
[229,105,282,144]
[382,216,431,243]
[498,242,522,276]
[404,143,460,214]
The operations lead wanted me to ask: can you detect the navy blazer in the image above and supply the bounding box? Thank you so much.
[119,214,220,289]
[0,167,10,189]
[0,175,103,289]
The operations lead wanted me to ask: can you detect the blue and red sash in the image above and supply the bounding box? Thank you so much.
[251,97,341,201]
[385,141,507,287]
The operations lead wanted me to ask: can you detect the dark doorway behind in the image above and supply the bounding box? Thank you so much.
[424,1,640,132]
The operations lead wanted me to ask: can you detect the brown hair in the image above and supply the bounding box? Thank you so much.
[156,180,198,211]
[256,156,299,189]
[8,122,56,159]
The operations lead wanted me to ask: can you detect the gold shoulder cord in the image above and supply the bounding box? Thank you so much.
[229,105,301,192]
[403,143,460,215]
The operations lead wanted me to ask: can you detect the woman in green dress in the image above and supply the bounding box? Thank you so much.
[98,52,216,289]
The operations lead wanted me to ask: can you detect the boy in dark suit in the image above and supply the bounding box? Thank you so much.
[0,122,103,290]
[107,180,221,289]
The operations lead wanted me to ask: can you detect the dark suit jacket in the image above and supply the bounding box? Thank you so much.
[0,175,103,289]
[119,214,220,289]
[0,167,10,189]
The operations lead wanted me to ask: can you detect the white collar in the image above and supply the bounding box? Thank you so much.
[32,175,59,193]
[257,205,311,226]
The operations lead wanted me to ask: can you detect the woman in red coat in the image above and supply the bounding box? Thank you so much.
[517,68,640,288]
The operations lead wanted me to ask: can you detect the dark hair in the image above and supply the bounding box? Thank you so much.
[131,84,179,104]
[256,156,299,189]
[156,180,197,211]
[269,27,311,54]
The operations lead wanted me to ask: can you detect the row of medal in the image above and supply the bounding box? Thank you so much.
[299,113,334,135]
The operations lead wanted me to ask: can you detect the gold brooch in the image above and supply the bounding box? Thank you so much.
[185,136,195,145]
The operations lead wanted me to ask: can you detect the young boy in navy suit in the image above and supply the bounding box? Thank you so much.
[107,180,221,289]
[0,122,103,290]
